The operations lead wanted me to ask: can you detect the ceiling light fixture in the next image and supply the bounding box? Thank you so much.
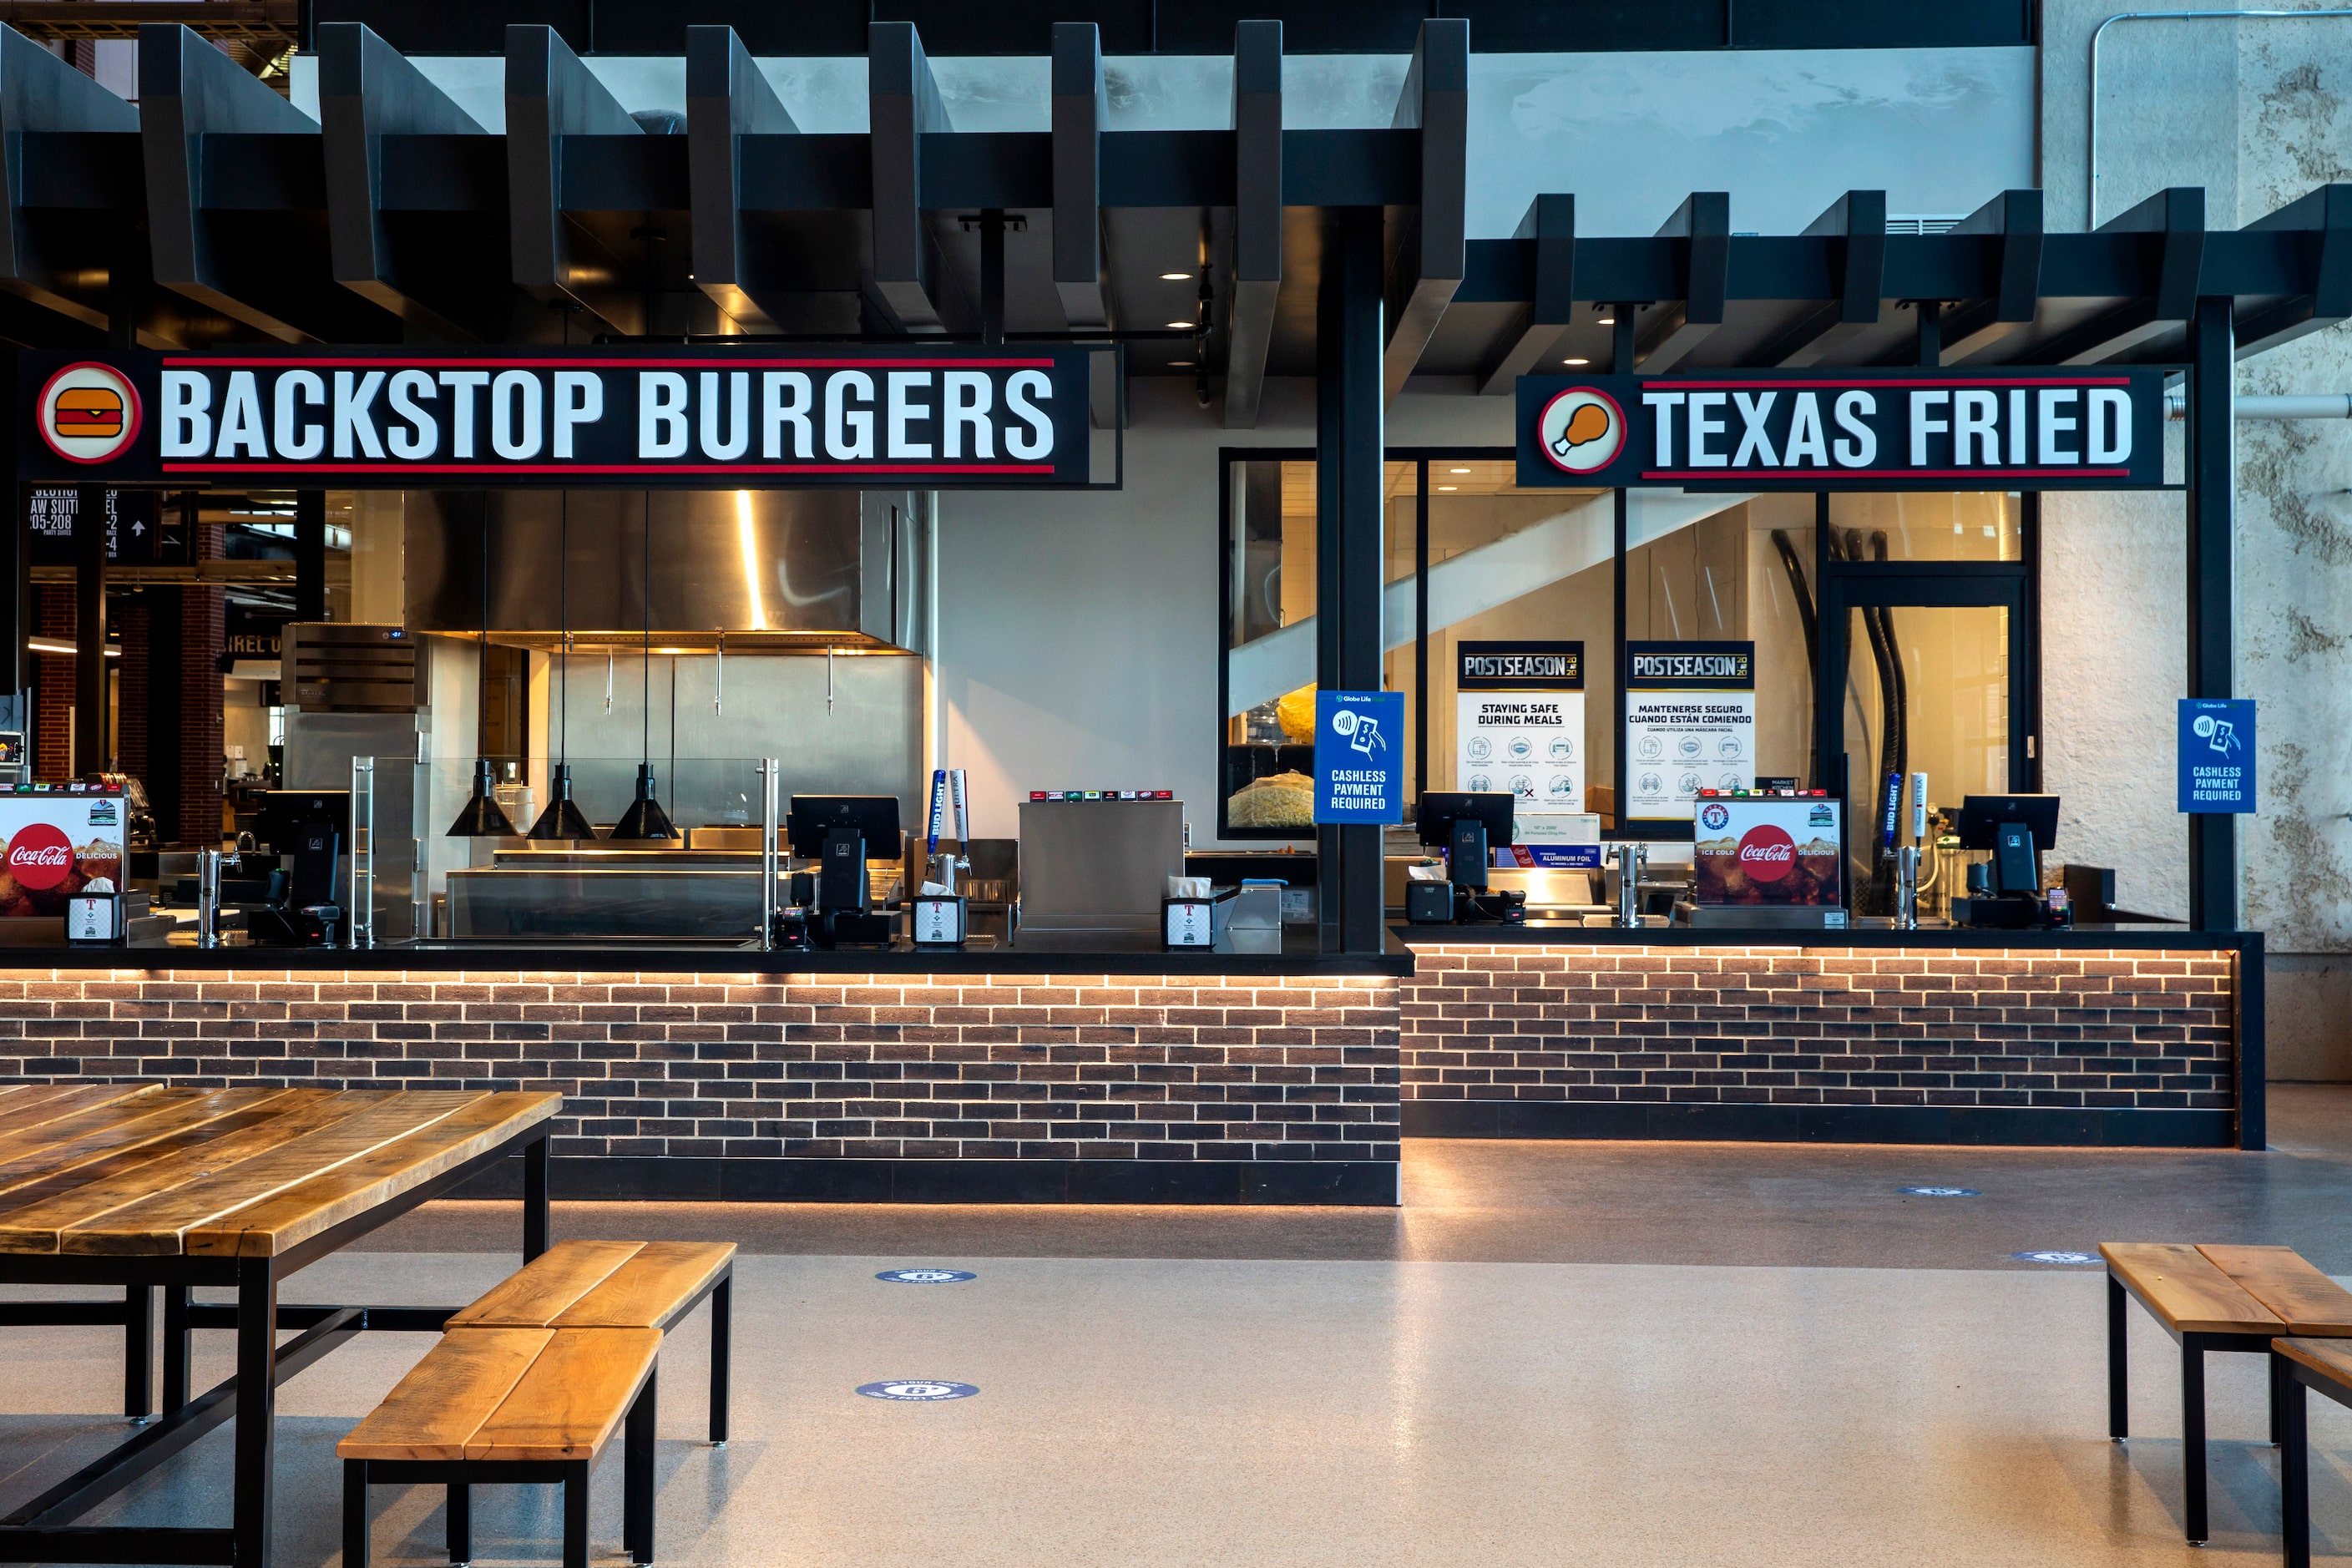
[1437,485,1458,492]
[1166,320,1194,330]
[1449,467,1471,474]
[1160,271,1191,281]
[1596,315,1616,326]
[1563,357,1591,366]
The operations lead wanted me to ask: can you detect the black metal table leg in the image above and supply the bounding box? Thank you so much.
[562,1461,589,1568]
[123,1287,152,1423]
[2107,1273,2128,1440]
[2181,1334,2208,1545]
[2273,1348,2288,1448]
[625,1367,657,1565]
[232,1259,280,1568]
[2283,1365,2311,1568]
[344,1461,370,1568]
[708,1277,730,1447]
[524,1136,550,1262]
[446,1482,471,1565]
[161,1286,190,1415]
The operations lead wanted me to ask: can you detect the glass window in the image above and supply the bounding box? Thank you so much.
[1221,457,1415,837]
[1828,491,2021,561]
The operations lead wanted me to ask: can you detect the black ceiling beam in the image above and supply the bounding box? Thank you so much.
[1050,22,1110,331]
[2024,186,2205,366]
[320,21,489,342]
[1222,18,1280,431]
[507,23,643,335]
[1635,191,1727,371]
[2230,182,2352,357]
[1382,18,1466,402]
[140,23,337,343]
[687,23,798,331]
[1752,189,1884,367]
[1477,192,1573,395]
[0,23,134,336]
[867,20,949,333]
[1936,188,2042,365]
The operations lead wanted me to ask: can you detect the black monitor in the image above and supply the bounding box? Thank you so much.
[1417,792,1516,850]
[1959,793,2059,899]
[1956,794,2060,852]
[787,795,902,860]
[258,790,351,854]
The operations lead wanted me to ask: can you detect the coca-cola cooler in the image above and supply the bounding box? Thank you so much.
[1679,792,1848,929]
[0,787,165,944]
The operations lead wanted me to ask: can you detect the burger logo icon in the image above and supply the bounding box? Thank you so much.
[1536,387,1625,475]
[38,362,141,465]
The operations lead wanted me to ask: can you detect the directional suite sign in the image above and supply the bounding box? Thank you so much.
[18,346,1101,488]
[1517,367,2172,491]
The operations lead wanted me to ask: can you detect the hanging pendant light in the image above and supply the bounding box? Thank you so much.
[448,503,518,837]
[529,492,596,841]
[609,491,675,841]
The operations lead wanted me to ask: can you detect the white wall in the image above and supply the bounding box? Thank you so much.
[935,379,1510,846]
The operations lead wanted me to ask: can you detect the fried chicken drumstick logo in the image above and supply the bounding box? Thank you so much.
[1536,387,1625,474]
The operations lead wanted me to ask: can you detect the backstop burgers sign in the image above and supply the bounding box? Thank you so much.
[18,346,1100,488]
[1517,367,2171,491]
[0,790,124,918]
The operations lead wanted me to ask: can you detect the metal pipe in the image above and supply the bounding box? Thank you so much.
[2163,391,2352,420]
[2091,10,2352,227]
[759,758,778,950]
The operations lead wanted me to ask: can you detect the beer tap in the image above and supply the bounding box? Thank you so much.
[196,839,246,948]
[1615,840,1647,928]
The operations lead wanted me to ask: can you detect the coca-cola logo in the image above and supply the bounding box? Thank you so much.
[7,822,73,888]
[1736,823,1797,883]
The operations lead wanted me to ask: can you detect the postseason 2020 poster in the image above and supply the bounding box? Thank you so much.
[1623,641,1755,824]
[1454,640,1583,810]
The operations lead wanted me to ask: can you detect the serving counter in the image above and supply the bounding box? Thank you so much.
[1396,923,2263,1151]
[0,922,2263,1215]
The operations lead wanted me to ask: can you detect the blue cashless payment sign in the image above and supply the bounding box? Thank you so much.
[1314,690,1404,824]
[2178,699,2256,813]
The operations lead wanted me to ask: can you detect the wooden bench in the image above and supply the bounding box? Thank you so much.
[2102,1243,2352,1545]
[2274,1337,2352,1568]
[341,1241,736,1568]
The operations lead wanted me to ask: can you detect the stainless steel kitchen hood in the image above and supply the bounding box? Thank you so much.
[402,488,923,648]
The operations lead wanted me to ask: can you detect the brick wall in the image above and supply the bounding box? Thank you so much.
[1403,943,2236,1115]
[0,969,1403,1166]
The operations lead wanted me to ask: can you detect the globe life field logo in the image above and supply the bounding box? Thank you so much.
[38,362,141,465]
[1537,386,1624,475]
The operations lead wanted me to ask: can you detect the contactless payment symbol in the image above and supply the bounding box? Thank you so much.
[38,362,140,465]
[1537,387,1625,474]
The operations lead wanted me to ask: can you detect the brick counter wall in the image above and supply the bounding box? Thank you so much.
[0,969,1403,1203]
[1401,943,2243,1146]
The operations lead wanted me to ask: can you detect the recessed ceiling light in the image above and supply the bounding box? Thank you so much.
[1166,321,1194,330]
[1449,467,1470,473]
[1169,361,1196,367]
[1160,271,1191,281]
[1562,357,1590,366]
[1596,316,1616,326]
[1437,485,1458,492]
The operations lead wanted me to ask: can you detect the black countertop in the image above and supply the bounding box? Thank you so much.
[1393,920,2258,953]
[0,936,1414,977]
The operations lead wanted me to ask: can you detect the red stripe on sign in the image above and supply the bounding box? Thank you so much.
[1646,377,2137,390]
[165,357,1060,371]
[1639,467,2136,480]
[164,461,1057,475]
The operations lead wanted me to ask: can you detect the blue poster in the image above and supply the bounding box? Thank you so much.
[2177,698,2256,813]
[1313,690,1404,824]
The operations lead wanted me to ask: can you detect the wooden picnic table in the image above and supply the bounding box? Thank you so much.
[0,1081,559,1568]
